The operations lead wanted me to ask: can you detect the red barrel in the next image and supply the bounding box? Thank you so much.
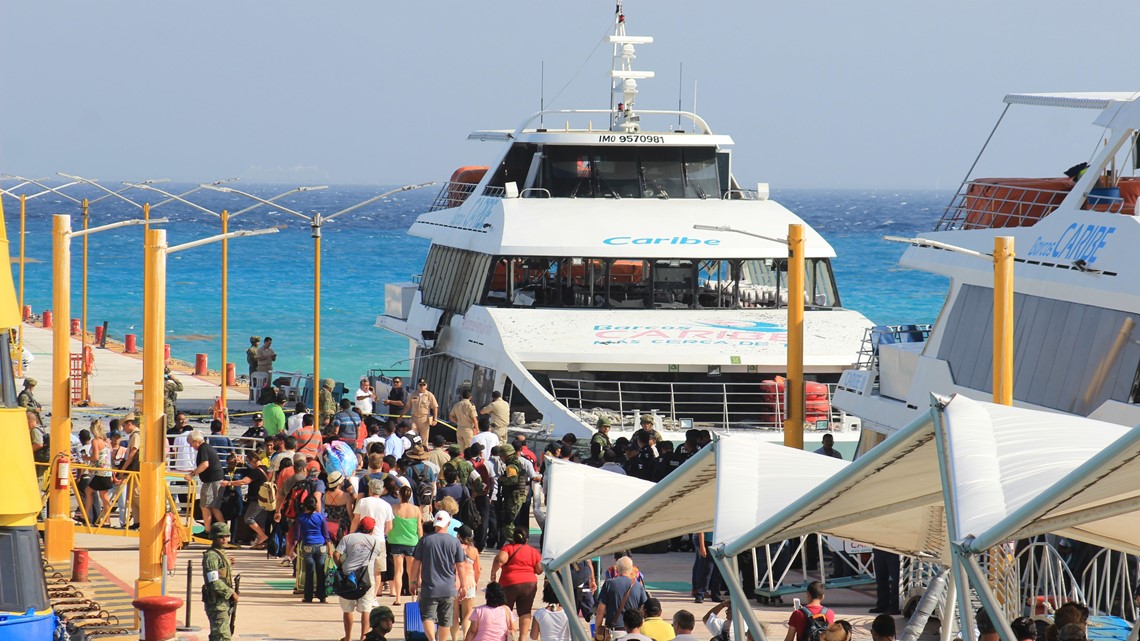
[194,353,207,375]
[42,310,52,328]
[164,344,171,362]
[70,318,81,336]
[132,595,184,641]
[124,334,138,354]
[22,305,31,320]
[71,549,89,582]
[94,326,105,344]
[225,362,236,386]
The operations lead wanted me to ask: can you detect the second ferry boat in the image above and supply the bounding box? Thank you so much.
[378,5,873,442]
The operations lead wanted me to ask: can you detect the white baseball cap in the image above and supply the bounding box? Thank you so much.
[433,510,452,529]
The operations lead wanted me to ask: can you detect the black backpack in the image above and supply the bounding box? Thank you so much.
[457,493,481,530]
[799,606,831,641]
[410,464,435,507]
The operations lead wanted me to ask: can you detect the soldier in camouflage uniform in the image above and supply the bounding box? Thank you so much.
[319,378,336,431]
[442,445,476,492]
[495,444,528,544]
[202,523,237,641]
[591,416,612,451]
[164,366,184,430]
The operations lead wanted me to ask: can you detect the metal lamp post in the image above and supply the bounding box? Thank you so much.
[693,223,805,449]
[126,181,326,426]
[136,225,278,598]
[205,182,434,426]
[44,214,166,563]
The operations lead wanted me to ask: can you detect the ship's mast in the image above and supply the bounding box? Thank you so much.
[609,2,654,133]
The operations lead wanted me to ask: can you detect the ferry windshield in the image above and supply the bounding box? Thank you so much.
[541,146,721,199]
[482,256,840,309]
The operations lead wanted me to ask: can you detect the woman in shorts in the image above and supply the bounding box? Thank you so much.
[388,485,422,605]
[84,419,114,524]
[490,528,544,641]
[452,525,481,640]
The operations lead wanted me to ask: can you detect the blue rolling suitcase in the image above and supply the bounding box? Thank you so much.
[405,601,428,641]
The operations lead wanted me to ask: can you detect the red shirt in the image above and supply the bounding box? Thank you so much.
[787,605,833,641]
[498,543,542,587]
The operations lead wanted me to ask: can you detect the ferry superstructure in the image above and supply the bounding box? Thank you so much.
[834,91,1140,447]
[378,7,873,440]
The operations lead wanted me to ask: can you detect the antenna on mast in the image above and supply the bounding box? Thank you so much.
[677,62,683,130]
[540,61,545,127]
[608,1,654,133]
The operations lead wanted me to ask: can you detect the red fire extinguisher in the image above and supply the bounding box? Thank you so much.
[56,454,70,489]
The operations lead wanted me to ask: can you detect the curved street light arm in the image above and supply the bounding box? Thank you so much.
[167,226,279,254]
[1,176,84,203]
[321,181,436,223]
[693,223,788,245]
[124,182,220,218]
[58,173,144,210]
[202,185,314,222]
[152,178,239,210]
[229,185,328,219]
[71,217,166,238]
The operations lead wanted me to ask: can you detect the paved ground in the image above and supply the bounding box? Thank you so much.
[71,532,896,641]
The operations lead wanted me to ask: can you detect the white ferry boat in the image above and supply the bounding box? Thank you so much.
[834,91,1140,450]
[378,6,873,443]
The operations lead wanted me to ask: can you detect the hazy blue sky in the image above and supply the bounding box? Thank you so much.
[3,1,1140,189]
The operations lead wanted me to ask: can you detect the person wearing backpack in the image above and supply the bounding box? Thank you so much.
[782,581,834,641]
[405,445,438,510]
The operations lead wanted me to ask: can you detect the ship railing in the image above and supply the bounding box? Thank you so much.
[547,377,849,431]
[854,324,933,372]
[428,182,508,211]
[722,189,761,200]
[936,180,1127,231]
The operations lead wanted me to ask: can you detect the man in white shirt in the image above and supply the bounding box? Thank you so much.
[355,379,377,415]
[471,418,500,455]
[285,402,307,435]
[351,478,395,590]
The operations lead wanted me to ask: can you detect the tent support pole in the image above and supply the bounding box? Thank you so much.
[961,553,1018,641]
[940,567,958,641]
[930,395,974,641]
[952,555,975,641]
[713,552,768,641]
[547,566,592,641]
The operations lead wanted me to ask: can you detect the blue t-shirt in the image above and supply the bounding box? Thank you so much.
[293,511,331,546]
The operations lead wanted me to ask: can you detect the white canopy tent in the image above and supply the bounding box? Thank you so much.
[540,435,848,641]
[928,395,1140,641]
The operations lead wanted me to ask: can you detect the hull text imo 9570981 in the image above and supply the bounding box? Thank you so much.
[377,5,873,448]
[834,90,1140,455]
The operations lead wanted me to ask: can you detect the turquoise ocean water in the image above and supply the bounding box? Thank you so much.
[2,185,949,385]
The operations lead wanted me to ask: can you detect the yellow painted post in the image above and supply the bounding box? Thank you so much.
[313,224,321,423]
[17,194,26,377]
[45,215,74,562]
[137,228,167,598]
[993,237,1015,406]
[81,199,90,404]
[784,224,805,449]
[220,210,229,427]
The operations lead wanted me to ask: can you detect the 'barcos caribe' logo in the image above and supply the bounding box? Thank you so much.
[593,320,785,346]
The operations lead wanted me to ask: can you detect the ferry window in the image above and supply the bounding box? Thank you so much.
[420,246,493,314]
[641,148,685,199]
[682,148,720,199]
[486,143,539,192]
[540,146,722,199]
[593,148,640,198]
